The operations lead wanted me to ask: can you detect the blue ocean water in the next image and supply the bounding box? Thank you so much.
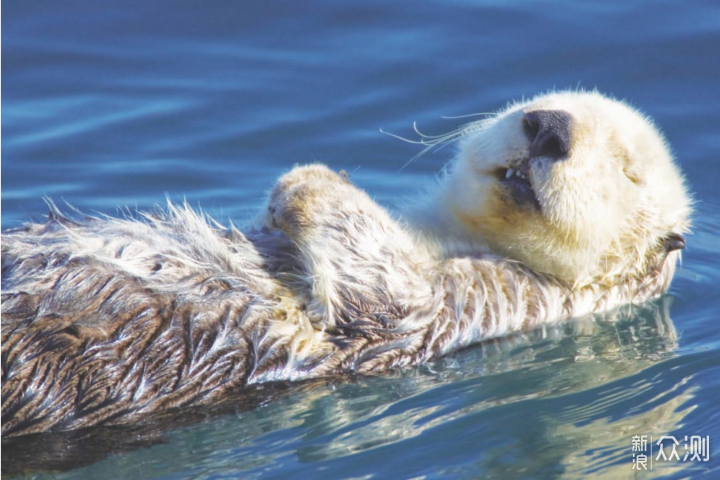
[2,1,720,479]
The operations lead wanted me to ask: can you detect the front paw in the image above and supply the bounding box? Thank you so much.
[264,164,351,237]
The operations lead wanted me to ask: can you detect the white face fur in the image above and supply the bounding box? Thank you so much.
[440,91,691,285]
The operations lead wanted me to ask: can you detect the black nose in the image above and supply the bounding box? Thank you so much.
[523,110,572,159]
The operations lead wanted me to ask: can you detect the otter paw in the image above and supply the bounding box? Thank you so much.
[264,164,351,237]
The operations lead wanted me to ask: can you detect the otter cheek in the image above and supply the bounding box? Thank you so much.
[456,184,515,243]
[593,163,639,233]
[485,186,547,256]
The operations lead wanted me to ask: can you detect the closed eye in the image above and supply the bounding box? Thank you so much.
[622,167,642,185]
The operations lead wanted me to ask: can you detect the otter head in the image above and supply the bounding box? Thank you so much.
[442,91,691,286]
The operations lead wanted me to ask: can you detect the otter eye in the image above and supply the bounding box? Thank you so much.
[619,154,643,185]
[622,168,642,185]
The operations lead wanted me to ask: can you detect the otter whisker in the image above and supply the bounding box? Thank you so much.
[440,111,495,120]
[383,120,482,171]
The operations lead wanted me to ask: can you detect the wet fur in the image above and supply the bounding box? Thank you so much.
[2,300,677,476]
[1,91,690,437]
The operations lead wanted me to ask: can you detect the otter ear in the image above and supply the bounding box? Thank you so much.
[662,232,686,252]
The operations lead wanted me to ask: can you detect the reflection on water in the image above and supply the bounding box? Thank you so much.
[555,388,696,480]
[4,297,702,479]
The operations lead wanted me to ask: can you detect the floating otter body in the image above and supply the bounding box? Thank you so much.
[1,91,690,437]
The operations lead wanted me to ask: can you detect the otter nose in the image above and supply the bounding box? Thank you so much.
[523,110,572,160]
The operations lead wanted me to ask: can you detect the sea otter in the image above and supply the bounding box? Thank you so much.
[1,91,690,437]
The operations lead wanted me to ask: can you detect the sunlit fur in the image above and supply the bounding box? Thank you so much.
[1,91,690,436]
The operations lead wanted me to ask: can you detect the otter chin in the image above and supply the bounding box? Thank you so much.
[1,91,691,437]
